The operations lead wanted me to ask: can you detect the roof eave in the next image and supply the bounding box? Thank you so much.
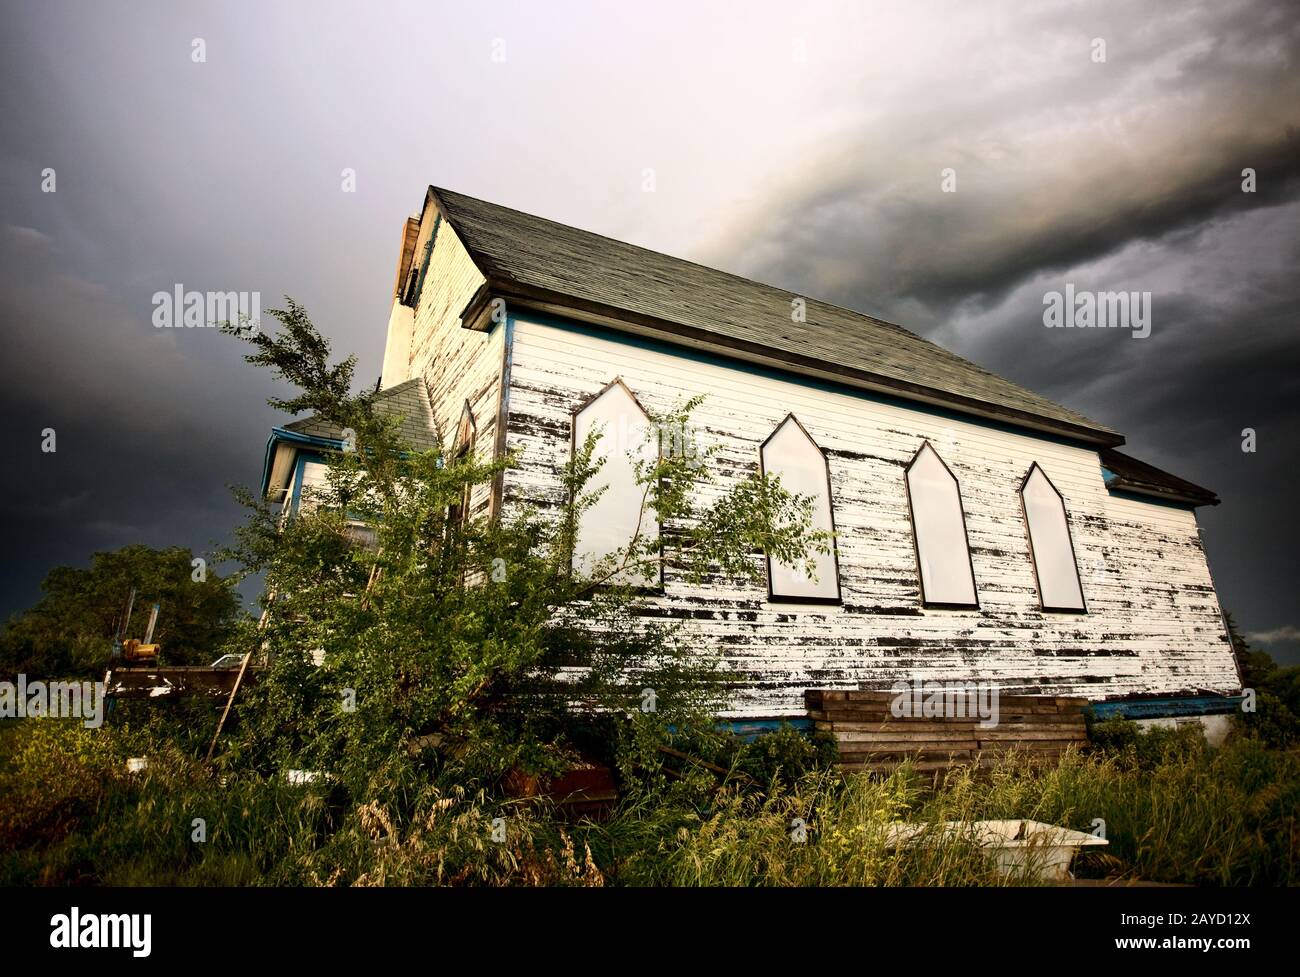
[1100,450,1220,507]
[259,427,347,499]
[270,426,347,451]
[258,434,280,499]
[459,282,1126,449]
[1108,479,1220,508]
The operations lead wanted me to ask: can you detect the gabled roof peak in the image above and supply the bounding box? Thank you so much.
[283,376,437,453]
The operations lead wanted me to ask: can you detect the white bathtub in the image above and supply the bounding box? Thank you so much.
[885,819,1108,881]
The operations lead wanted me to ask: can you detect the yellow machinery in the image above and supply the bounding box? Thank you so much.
[120,637,160,664]
[115,594,161,665]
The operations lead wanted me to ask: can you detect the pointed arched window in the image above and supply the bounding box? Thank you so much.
[760,415,840,602]
[571,378,660,587]
[905,442,978,608]
[455,399,476,456]
[1020,463,1086,612]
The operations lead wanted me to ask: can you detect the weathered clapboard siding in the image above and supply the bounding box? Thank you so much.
[300,459,329,503]
[498,313,1239,717]
[400,206,502,519]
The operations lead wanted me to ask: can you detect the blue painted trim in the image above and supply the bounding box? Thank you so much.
[1088,695,1242,720]
[663,719,814,741]
[1101,464,1202,510]
[510,310,1107,451]
[723,718,813,742]
[259,435,280,498]
[1104,487,1197,512]
[288,452,307,513]
[259,424,435,502]
[260,427,347,498]
[271,427,347,451]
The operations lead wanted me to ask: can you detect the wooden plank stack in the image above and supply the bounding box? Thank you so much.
[805,689,1090,774]
[104,666,260,700]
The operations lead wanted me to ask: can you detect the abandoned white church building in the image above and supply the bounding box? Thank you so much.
[261,187,1243,733]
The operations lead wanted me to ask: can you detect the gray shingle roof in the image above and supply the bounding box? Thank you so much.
[431,187,1123,446]
[284,377,438,452]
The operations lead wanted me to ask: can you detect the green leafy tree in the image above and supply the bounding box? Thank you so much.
[217,301,829,795]
[1229,612,1300,747]
[0,545,242,679]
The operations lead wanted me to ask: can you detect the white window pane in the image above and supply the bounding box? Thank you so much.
[1022,466,1085,611]
[573,381,659,587]
[762,417,839,600]
[907,444,977,606]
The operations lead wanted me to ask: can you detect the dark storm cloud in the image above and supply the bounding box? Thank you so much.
[705,1,1300,331]
[0,220,273,612]
[0,0,407,615]
[943,205,1300,649]
[695,1,1300,660]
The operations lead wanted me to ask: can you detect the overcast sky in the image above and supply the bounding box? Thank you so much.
[2,0,1298,661]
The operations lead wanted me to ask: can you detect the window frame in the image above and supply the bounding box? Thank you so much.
[1018,462,1088,614]
[903,440,980,610]
[568,377,664,592]
[447,400,476,533]
[758,413,842,605]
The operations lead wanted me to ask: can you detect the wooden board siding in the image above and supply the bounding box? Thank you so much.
[807,690,1089,773]
[404,206,502,520]
[498,314,1239,718]
[299,460,329,503]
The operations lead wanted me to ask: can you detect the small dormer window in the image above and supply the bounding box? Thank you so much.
[905,442,978,608]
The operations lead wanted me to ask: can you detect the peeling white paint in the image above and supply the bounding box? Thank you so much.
[493,316,1239,717]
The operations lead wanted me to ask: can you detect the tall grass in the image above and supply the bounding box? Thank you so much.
[597,769,1012,886]
[1,719,1295,886]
